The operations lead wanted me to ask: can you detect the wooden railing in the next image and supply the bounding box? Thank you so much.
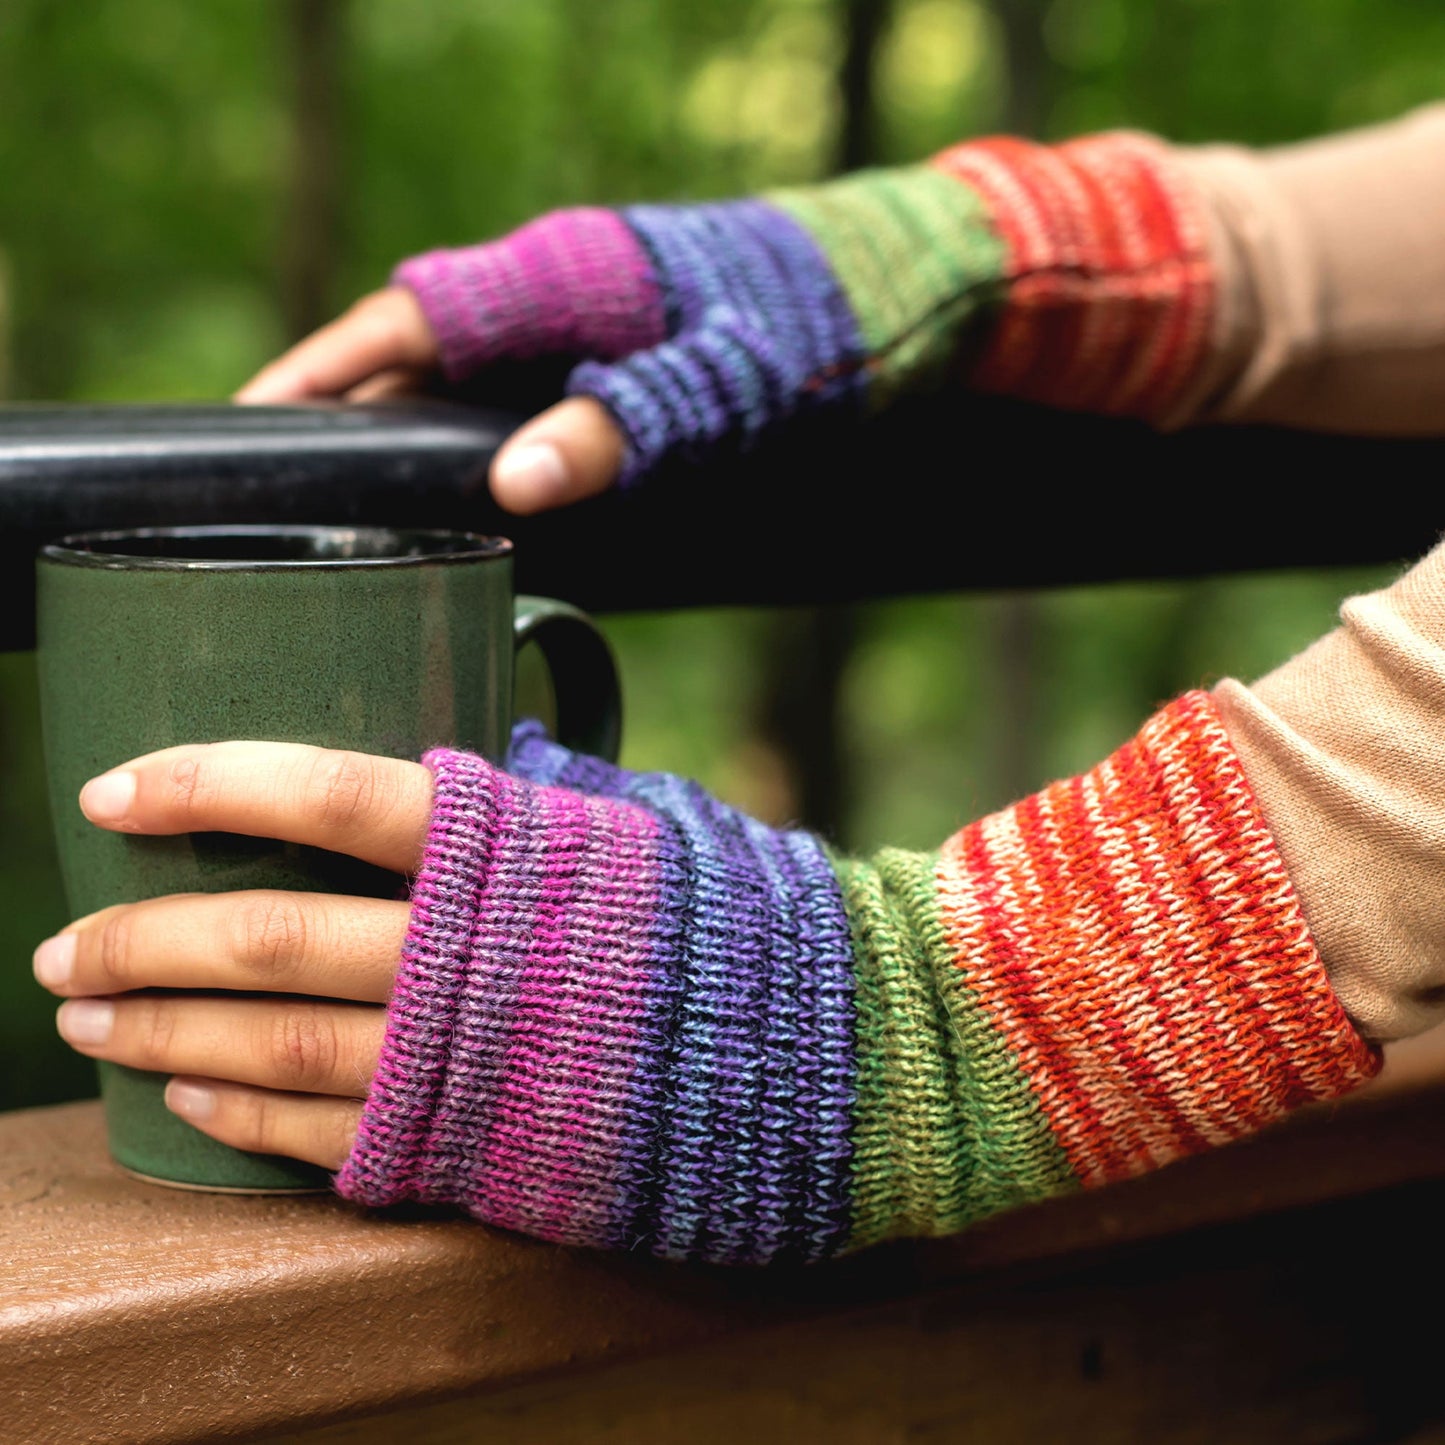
[0,1035,1441,1443]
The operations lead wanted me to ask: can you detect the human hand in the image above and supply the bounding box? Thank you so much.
[234,287,625,516]
[32,742,436,1171]
[238,135,1220,517]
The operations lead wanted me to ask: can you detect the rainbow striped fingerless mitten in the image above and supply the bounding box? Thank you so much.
[394,133,1214,484]
[335,694,1375,1265]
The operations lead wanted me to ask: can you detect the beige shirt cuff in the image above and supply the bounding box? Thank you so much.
[1174,104,1445,433]
[1216,540,1445,1042]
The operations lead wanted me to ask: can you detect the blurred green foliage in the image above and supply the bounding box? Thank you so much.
[0,0,1434,1108]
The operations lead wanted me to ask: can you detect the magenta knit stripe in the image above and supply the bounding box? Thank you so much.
[392,207,668,380]
[336,749,669,1241]
[336,751,524,1202]
[471,784,662,1241]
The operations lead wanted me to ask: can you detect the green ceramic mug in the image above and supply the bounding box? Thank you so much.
[35,524,621,1192]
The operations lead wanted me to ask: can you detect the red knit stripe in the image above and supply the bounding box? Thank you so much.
[1144,714,1369,1105]
[1100,738,1301,1137]
[1069,136,1211,417]
[936,692,1378,1189]
[968,763,1217,1181]
[1017,768,1219,1169]
[930,133,1215,421]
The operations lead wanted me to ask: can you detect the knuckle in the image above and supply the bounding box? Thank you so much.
[242,1090,283,1156]
[357,299,408,348]
[325,1103,363,1169]
[164,751,206,820]
[94,912,137,990]
[232,894,308,983]
[304,750,380,835]
[133,1003,178,1070]
[268,1005,339,1090]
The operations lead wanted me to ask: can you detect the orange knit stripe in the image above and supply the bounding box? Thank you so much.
[1015,771,1220,1166]
[931,133,1215,422]
[936,692,1378,1189]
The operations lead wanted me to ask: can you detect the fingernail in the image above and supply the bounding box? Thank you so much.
[79,770,136,825]
[32,933,76,990]
[57,998,114,1046]
[166,1079,216,1122]
[493,442,569,507]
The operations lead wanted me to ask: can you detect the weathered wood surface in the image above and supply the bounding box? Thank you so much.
[1,1031,1443,1444]
[271,1173,1445,1445]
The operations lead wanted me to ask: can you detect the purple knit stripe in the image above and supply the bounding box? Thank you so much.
[506,724,858,1264]
[629,783,845,1263]
[567,199,866,485]
[336,749,522,1204]
[511,728,838,1260]
[469,784,661,1245]
[749,827,857,1260]
[422,762,548,1199]
[393,207,667,382]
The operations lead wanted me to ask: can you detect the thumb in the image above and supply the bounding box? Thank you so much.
[490,396,627,515]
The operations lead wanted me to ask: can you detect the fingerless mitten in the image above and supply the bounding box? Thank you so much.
[335,694,1375,1265]
[394,133,1215,484]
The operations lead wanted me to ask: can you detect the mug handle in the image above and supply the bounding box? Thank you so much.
[513,595,623,763]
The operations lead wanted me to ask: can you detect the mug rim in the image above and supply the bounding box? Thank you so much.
[40,524,513,571]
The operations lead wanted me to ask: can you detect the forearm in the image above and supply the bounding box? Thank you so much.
[1179,105,1445,433]
[1217,540,1445,1043]
[337,703,1374,1264]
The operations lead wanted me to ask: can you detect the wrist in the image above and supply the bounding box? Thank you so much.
[929,132,1217,419]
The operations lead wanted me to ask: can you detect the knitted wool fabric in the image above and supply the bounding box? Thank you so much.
[335,693,1376,1265]
[394,132,1214,483]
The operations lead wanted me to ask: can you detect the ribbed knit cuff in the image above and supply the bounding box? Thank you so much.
[932,691,1379,1191]
[393,208,667,381]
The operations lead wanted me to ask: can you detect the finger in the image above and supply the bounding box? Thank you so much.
[57,994,385,1098]
[345,366,429,403]
[77,742,434,875]
[490,396,625,514]
[235,289,438,404]
[166,1077,361,1171]
[34,891,409,1003]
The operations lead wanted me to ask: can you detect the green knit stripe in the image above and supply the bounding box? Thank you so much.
[833,846,1078,1250]
[769,166,1009,409]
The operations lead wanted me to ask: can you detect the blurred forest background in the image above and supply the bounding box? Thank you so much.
[0,0,1438,1110]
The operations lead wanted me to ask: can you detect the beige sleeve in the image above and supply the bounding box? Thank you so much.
[1173,105,1445,433]
[1216,542,1445,1043]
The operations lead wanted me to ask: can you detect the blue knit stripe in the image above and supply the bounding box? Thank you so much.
[566,199,867,485]
[506,722,858,1264]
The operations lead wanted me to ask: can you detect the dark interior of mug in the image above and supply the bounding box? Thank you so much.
[45,526,509,566]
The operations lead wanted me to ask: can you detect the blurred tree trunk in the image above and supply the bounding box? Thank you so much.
[837,0,889,170]
[0,249,11,401]
[984,0,1055,806]
[994,0,1053,136]
[281,0,346,341]
[751,0,888,843]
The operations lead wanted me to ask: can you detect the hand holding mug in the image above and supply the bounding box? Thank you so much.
[36,526,620,1190]
[35,742,436,1171]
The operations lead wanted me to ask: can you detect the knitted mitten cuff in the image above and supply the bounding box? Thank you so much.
[335,739,858,1265]
[808,691,1378,1251]
[336,697,1376,1264]
[393,132,1216,485]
